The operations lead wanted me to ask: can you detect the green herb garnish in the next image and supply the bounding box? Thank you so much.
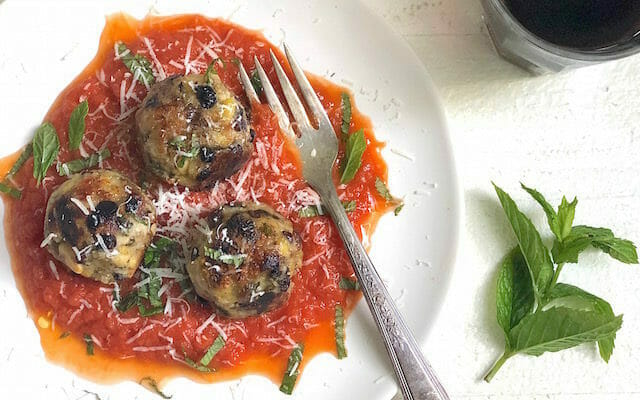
[140,377,172,399]
[335,305,347,359]
[68,100,88,150]
[58,149,111,176]
[279,344,304,395]
[204,247,247,268]
[484,183,637,382]
[7,143,32,179]
[83,334,94,355]
[115,291,138,313]
[184,352,212,372]
[340,129,366,185]
[250,69,262,94]
[374,177,404,215]
[32,122,60,185]
[340,92,352,140]
[199,335,225,367]
[339,277,360,291]
[298,201,356,218]
[59,331,70,339]
[0,182,21,199]
[205,60,218,84]
[116,42,155,86]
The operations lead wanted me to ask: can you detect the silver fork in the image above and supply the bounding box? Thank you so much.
[238,45,450,400]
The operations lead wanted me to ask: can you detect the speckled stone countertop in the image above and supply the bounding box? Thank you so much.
[363,0,640,399]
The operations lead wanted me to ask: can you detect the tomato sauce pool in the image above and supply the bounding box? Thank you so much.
[0,14,391,389]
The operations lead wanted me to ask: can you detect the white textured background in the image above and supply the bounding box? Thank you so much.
[364,0,640,399]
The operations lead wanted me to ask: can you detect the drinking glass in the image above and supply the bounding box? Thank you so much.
[480,0,640,73]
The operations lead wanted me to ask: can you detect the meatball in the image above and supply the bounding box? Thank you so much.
[187,203,303,318]
[44,170,156,284]
[135,74,253,189]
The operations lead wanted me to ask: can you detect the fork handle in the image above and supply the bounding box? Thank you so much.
[320,186,450,400]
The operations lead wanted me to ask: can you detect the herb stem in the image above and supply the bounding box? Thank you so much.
[483,352,511,383]
[550,263,564,287]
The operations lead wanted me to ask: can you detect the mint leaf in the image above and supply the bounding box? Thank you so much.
[116,42,155,86]
[339,277,360,290]
[0,182,21,199]
[140,377,172,399]
[68,100,88,150]
[6,143,33,179]
[553,225,638,264]
[199,335,225,367]
[508,307,622,356]
[547,283,618,362]
[493,184,554,300]
[250,69,262,94]
[280,344,304,395]
[335,305,347,359]
[340,129,366,184]
[496,248,534,338]
[593,237,638,264]
[340,92,352,140]
[58,149,111,176]
[557,196,578,241]
[521,183,561,239]
[32,122,60,185]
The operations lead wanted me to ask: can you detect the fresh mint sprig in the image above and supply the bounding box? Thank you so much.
[484,183,637,382]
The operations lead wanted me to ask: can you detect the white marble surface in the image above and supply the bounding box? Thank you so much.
[363,0,640,399]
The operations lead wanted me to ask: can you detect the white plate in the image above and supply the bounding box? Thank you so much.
[0,0,461,399]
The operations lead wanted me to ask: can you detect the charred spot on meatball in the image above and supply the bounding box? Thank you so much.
[186,203,303,319]
[43,170,157,284]
[135,73,254,189]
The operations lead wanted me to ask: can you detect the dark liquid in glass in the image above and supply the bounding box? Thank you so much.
[504,0,640,50]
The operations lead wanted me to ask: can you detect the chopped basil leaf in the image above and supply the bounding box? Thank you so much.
[375,177,404,215]
[342,200,357,213]
[0,182,21,199]
[340,93,352,140]
[137,303,164,317]
[83,334,94,355]
[116,42,155,86]
[184,353,212,372]
[58,149,111,176]
[204,247,247,268]
[374,177,393,201]
[68,100,88,150]
[143,237,176,268]
[299,201,356,218]
[279,344,304,395]
[335,305,347,359]
[115,291,138,312]
[32,122,60,185]
[339,277,360,291]
[340,129,366,184]
[148,271,163,308]
[298,205,322,218]
[168,136,187,150]
[140,377,172,399]
[250,69,263,94]
[199,335,225,367]
[59,331,71,339]
[205,60,218,84]
[7,143,33,179]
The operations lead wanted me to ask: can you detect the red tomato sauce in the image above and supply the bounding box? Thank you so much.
[1,14,390,388]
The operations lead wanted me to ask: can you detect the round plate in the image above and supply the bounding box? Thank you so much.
[0,0,461,399]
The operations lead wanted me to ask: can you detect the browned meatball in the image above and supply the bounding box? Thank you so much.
[44,170,156,283]
[187,203,303,318]
[135,73,253,189]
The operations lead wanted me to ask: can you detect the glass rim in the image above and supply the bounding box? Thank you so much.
[486,0,640,62]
